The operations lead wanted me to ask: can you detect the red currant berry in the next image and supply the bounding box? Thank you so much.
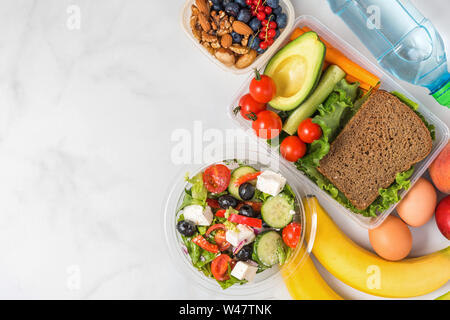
[267,28,276,38]
[259,32,266,40]
[253,0,259,5]
[260,41,269,50]
[269,21,277,29]
[257,12,266,21]
[261,19,269,27]
[257,5,264,12]
[246,0,253,5]
[264,7,272,14]
[267,38,274,46]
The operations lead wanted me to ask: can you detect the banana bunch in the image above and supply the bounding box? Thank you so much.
[282,196,450,299]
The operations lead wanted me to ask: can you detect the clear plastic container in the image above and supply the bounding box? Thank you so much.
[163,143,317,298]
[227,15,450,229]
[180,0,295,74]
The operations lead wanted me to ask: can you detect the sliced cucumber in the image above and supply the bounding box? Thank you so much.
[254,231,283,267]
[283,65,346,135]
[261,193,294,229]
[228,166,257,200]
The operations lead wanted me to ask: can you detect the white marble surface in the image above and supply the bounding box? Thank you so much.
[0,0,448,300]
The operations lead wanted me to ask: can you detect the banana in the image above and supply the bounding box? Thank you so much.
[304,196,450,298]
[436,291,450,300]
[281,246,343,300]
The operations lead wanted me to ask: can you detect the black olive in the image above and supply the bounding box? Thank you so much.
[176,220,196,237]
[235,244,253,261]
[239,204,257,218]
[218,194,239,209]
[239,182,255,201]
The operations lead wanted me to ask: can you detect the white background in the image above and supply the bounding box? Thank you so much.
[0,0,448,299]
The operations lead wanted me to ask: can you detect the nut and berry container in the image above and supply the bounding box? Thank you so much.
[181,0,295,74]
[163,143,317,298]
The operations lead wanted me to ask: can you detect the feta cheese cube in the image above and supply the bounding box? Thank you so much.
[231,261,258,282]
[256,170,287,196]
[182,205,213,226]
[225,224,256,247]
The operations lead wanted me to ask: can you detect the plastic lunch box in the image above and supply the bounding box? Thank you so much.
[180,0,295,74]
[163,143,318,298]
[227,15,450,229]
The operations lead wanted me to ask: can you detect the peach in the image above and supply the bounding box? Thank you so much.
[429,142,450,194]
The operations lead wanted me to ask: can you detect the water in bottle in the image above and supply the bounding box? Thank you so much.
[327,0,450,107]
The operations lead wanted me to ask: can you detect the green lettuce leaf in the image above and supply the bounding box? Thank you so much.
[297,79,360,169]
[186,172,208,203]
[391,91,435,140]
[295,81,416,218]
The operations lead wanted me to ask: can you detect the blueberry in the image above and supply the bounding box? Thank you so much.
[212,3,223,11]
[225,3,240,17]
[248,34,260,50]
[256,47,266,54]
[266,0,279,8]
[273,6,282,15]
[276,13,287,28]
[237,9,251,23]
[274,29,280,39]
[222,0,233,6]
[234,0,248,7]
[210,0,221,4]
[249,17,261,32]
[231,32,243,43]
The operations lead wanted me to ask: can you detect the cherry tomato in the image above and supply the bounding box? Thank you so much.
[280,136,307,162]
[252,110,282,140]
[192,235,219,253]
[203,164,231,194]
[211,254,232,281]
[214,230,231,251]
[282,222,302,248]
[298,118,322,143]
[249,70,276,103]
[238,94,266,120]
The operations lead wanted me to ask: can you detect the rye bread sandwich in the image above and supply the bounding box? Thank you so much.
[295,80,435,217]
[317,90,433,211]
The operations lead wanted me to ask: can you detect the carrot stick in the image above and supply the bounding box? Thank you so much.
[290,27,305,41]
[345,74,372,91]
[300,27,380,88]
[289,26,380,89]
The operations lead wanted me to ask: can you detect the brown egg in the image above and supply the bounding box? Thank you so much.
[369,215,412,261]
[397,178,437,227]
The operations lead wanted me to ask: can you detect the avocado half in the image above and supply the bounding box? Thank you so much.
[264,32,326,111]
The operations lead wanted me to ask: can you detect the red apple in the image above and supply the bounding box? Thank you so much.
[429,143,450,194]
[435,195,450,240]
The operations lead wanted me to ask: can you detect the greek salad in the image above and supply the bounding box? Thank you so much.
[176,161,302,289]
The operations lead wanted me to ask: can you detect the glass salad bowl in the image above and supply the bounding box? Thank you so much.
[163,145,317,298]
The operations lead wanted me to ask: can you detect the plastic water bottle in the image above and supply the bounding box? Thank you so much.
[327,0,450,107]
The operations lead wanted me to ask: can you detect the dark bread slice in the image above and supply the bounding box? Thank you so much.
[317,90,433,211]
